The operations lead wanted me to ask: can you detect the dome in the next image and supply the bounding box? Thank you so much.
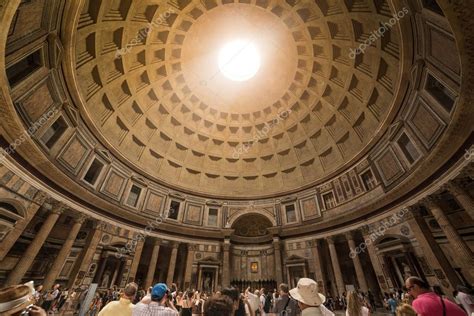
[72,1,403,197]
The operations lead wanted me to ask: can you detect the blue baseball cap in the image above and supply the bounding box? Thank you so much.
[151,283,168,299]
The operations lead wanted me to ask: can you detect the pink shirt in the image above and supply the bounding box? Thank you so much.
[412,292,467,316]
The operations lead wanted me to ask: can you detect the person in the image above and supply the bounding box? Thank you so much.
[203,295,234,316]
[456,285,474,315]
[387,294,397,315]
[221,287,243,315]
[89,292,103,316]
[181,291,194,316]
[346,290,370,316]
[289,278,334,316]
[325,294,334,311]
[259,288,272,316]
[175,291,183,312]
[42,283,60,312]
[367,290,376,312]
[133,283,178,316]
[60,288,76,316]
[33,285,43,302]
[341,292,347,310]
[395,304,417,316]
[242,292,255,316]
[272,283,298,316]
[57,287,68,311]
[405,276,466,316]
[244,287,259,316]
[98,282,137,316]
[192,291,204,316]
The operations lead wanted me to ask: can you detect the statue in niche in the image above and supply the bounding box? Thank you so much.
[402,262,412,280]
[101,270,110,288]
[203,273,212,292]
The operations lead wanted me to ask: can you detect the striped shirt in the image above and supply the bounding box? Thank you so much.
[132,302,178,316]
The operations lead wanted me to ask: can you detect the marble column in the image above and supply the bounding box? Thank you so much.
[43,215,85,289]
[166,242,179,285]
[310,239,326,294]
[241,250,247,280]
[327,236,345,296]
[407,206,462,290]
[184,244,196,289]
[128,238,145,283]
[361,226,388,292]
[222,241,231,287]
[145,238,161,288]
[6,203,64,286]
[109,259,120,286]
[0,191,48,261]
[115,259,126,286]
[446,180,474,220]
[260,249,267,280]
[423,196,474,283]
[346,232,368,292]
[273,237,283,285]
[94,255,109,285]
[68,221,103,288]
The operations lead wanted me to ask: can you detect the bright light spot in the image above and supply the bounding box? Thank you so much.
[218,40,261,82]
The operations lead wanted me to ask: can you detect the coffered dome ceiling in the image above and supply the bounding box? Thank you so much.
[74,0,402,197]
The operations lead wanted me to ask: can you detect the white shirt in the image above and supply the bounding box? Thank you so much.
[345,306,369,316]
[456,291,474,315]
[301,305,334,316]
[260,295,266,316]
[246,292,260,313]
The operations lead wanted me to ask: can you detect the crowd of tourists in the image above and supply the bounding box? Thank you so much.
[1,276,473,316]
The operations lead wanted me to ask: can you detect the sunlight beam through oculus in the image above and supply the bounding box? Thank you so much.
[218,40,261,82]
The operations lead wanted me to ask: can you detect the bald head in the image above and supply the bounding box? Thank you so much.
[405,276,430,298]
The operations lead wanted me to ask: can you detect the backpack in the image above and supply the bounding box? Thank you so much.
[263,294,272,313]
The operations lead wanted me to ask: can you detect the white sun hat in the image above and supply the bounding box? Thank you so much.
[289,278,326,306]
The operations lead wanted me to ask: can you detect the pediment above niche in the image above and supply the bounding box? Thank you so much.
[285,254,306,263]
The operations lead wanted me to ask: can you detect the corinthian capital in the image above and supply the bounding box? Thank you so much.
[421,195,442,209]
[445,180,467,197]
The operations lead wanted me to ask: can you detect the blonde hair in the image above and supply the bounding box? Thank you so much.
[396,303,417,316]
[346,291,362,316]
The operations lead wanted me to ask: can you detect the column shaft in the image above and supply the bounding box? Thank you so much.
[166,243,179,285]
[222,242,231,287]
[68,223,102,288]
[94,256,108,284]
[407,207,462,290]
[273,238,283,285]
[346,234,368,292]
[425,198,474,282]
[261,250,267,280]
[43,217,84,289]
[6,208,62,286]
[184,245,195,288]
[361,228,388,293]
[327,237,345,296]
[0,195,45,261]
[447,181,474,220]
[145,239,161,288]
[311,240,326,294]
[128,239,145,283]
